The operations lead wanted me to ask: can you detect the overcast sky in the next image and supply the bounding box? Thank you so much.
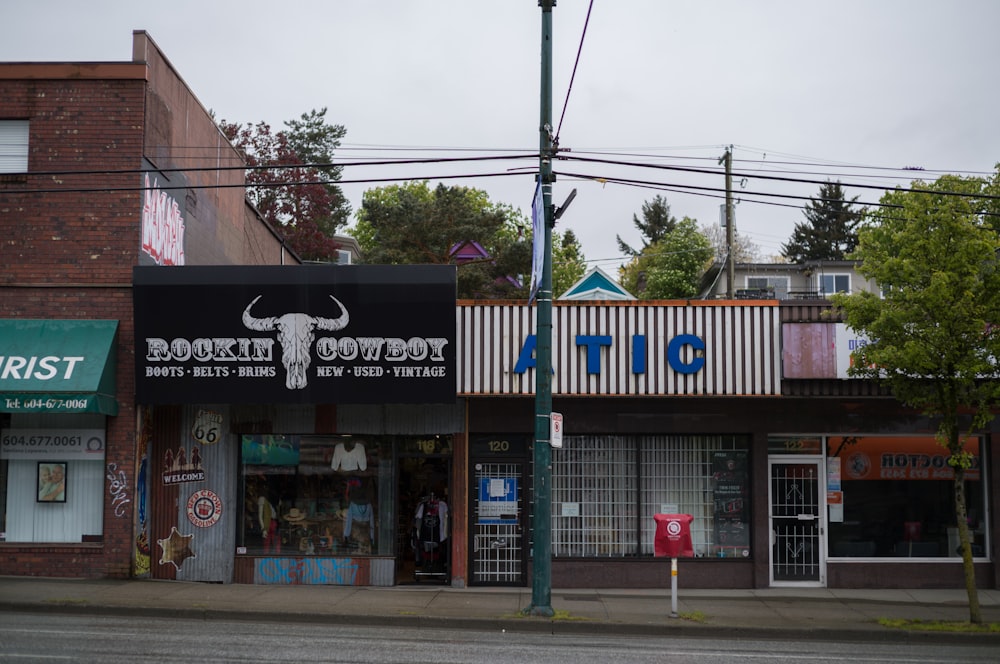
[3,1,998,270]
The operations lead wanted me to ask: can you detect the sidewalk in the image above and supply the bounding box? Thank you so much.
[1,576,999,644]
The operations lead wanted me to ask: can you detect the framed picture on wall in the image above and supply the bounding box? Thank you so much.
[37,462,67,503]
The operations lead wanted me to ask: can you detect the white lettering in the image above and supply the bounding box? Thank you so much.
[146,337,274,362]
[0,356,85,381]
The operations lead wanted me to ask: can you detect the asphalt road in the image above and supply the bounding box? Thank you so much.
[1,612,997,663]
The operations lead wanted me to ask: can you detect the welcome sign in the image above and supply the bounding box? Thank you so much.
[133,265,456,405]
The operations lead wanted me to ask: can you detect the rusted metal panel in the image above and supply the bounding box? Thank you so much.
[457,302,780,396]
[149,405,182,581]
[782,323,836,378]
[149,405,235,583]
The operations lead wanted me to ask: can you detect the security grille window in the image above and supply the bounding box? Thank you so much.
[819,274,850,296]
[551,436,637,556]
[0,120,29,173]
[551,435,750,558]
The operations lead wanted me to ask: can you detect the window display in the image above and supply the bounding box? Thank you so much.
[238,435,391,556]
[827,436,987,558]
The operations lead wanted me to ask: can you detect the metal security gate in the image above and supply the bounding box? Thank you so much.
[768,459,825,585]
[471,461,524,585]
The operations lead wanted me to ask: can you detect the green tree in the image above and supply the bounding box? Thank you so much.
[552,228,587,298]
[282,108,351,236]
[354,181,532,299]
[220,108,350,261]
[782,181,862,262]
[832,172,1000,624]
[619,217,714,299]
[617,195,677,257]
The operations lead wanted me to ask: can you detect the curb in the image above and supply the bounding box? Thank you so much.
[3,600,999,646]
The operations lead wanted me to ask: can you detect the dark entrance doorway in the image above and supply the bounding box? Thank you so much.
[397,440,452,584]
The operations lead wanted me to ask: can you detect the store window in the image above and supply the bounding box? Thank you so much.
[551,435,751,558]
[0,414,107,543]
[238,434,394,556]
[827,436,987,558]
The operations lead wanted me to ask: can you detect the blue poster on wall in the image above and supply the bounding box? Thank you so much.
[477,477,518,524]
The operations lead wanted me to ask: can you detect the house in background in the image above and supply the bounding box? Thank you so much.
[558,266,634,301]
[701,260,879,300]
[332,234,362,265]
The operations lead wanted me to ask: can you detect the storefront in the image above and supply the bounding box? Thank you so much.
[460,302,996,590]
[132,264,462,586]
[0,319,119,547]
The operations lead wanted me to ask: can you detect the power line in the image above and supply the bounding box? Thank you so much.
[554,0,595,142]
[557,155,1000,202]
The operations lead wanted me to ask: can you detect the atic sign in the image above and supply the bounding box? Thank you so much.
[133,265,457,405]
[513,333,706,375]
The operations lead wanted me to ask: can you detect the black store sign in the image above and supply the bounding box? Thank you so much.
[133,265,456,405]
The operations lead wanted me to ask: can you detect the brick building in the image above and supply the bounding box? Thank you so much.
[0,31,296,578]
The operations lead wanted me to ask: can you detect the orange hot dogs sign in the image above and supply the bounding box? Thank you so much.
[834,436,980,481]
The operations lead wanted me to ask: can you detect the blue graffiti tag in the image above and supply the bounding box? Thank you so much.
[256,558,360,585]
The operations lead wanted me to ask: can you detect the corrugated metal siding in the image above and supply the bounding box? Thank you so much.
[175,405,235,583]
[779,302,842,323]
[458,303,780,396]
[337,402,465,434]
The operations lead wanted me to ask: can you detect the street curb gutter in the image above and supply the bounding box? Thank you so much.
[2,601,999,646]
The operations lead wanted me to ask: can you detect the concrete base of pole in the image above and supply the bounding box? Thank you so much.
[523,605,555,617]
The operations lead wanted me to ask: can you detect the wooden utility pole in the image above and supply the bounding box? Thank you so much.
[720,146,734,297]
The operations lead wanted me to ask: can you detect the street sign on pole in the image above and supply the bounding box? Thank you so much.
[550,412,563,448]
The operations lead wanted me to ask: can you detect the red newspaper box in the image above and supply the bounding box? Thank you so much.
[653,513,694,558]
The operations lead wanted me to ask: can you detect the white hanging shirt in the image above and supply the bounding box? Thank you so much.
[331,442,367,472]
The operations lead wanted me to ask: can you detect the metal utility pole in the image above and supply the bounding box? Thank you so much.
[720,146,734,297]
[526,0,555,618]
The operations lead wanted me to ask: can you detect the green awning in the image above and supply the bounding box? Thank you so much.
[0,319,119,415]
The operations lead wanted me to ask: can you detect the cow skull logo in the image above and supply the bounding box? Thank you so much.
[242,295,350,390]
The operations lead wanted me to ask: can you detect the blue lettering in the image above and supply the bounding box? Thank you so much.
[632,335,646,374]
[667,334,705,375]
[576,335,612,374]
[514,335,537,373]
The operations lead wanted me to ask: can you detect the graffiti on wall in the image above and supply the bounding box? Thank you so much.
[256,558,359,585]
[106,462,131,518]
[133,406,152,577]
[141,173,186,266]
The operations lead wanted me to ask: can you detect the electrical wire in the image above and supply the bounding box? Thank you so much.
[554,0,594,142]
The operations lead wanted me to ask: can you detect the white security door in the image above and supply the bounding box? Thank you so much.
[768,459,825,586]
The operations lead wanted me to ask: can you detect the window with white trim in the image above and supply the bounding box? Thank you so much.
[819,274,850,296]
[0,120,29,173]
